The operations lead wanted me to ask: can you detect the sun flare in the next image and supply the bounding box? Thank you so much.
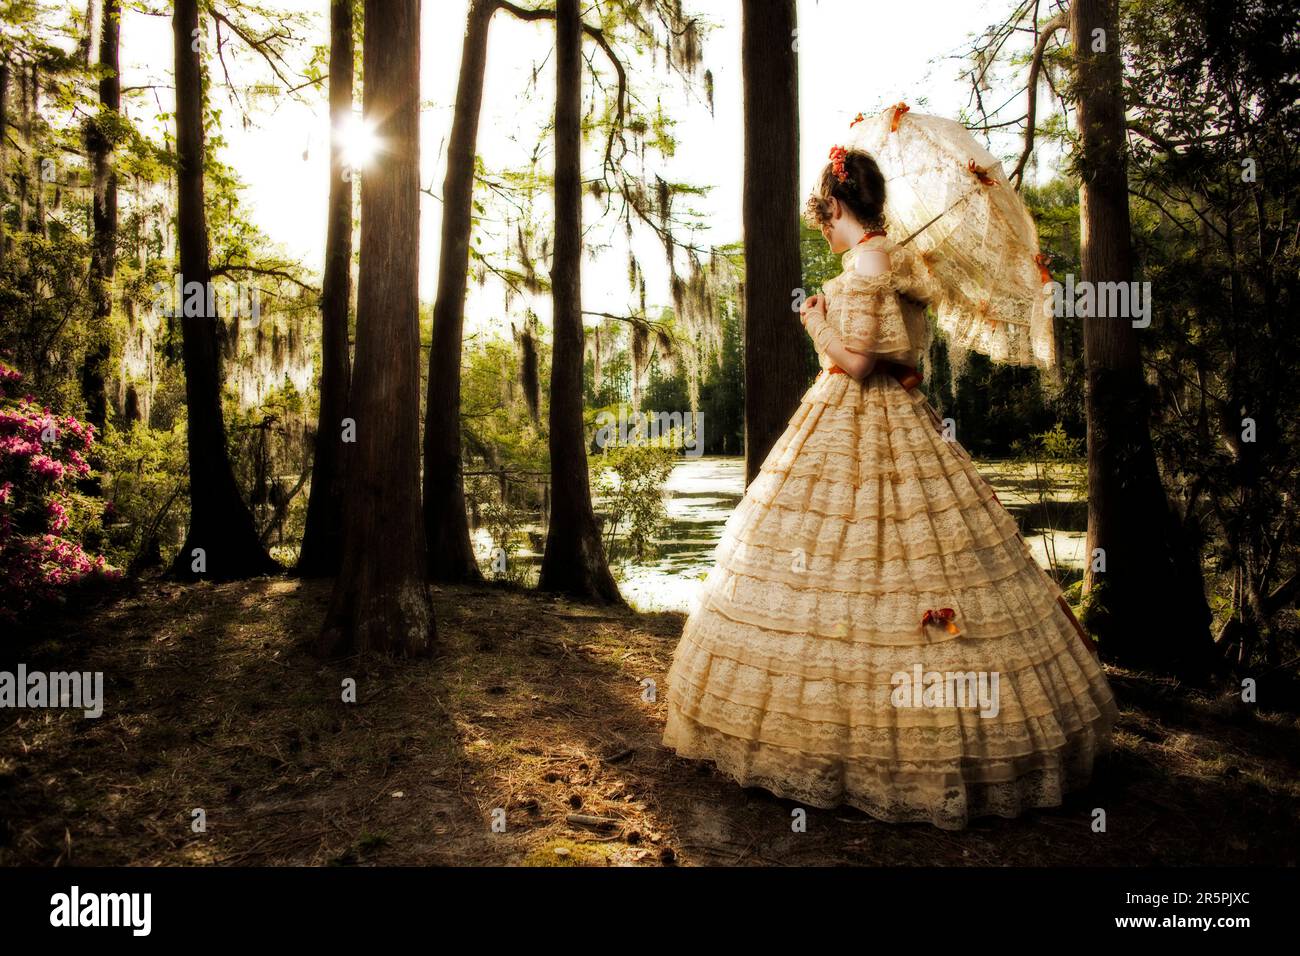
[337,114,381,170]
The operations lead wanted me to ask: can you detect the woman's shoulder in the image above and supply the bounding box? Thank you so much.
[832,264,894,294]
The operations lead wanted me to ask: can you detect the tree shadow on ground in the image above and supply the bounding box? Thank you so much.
[1,579,1295,866]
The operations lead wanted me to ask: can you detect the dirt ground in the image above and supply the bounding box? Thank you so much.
[1,577,1297,866]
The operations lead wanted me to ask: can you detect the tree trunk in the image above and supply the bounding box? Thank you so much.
[422,0,496,584]
[170,0,277,580]
[21,63,45,237]
[537,0,621,603]
[297,0,354,577]
[82,0,119,433]
[740,0,806,485]
[318,0,435,657]
[79,0,101,67]
[0,57,9,254]
[1071,0,1210,678]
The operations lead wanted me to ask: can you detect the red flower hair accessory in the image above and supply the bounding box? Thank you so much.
[829,145,849,183]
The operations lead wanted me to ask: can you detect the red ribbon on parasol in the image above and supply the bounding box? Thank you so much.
[889,102,910,132]
[1034,252,1052,284]
[968,159,997,187]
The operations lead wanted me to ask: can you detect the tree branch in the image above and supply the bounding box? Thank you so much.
[1009,9,1069,189]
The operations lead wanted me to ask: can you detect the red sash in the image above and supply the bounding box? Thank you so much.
[827,361,921,390]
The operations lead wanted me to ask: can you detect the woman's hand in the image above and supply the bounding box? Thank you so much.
[799,293,826,327]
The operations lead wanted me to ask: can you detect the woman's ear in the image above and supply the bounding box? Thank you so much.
[829,197,842,222]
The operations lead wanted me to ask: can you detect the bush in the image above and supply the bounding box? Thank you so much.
[593,435,677,563]
[0,360,119,619]
[98,420,190,573]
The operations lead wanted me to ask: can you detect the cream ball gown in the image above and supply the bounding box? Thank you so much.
[662,236,1118,830]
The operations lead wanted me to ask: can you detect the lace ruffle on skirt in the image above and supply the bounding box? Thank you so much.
[662,372,1118,830]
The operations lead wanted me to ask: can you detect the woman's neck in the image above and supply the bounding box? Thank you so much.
[835,221,884,252]
[843,222,868,247]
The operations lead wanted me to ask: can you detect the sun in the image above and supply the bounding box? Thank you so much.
[337,114,381,171]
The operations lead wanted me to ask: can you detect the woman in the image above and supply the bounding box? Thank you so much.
[661,147,1118,829]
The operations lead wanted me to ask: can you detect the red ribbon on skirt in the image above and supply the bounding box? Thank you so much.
[921,607,961,635]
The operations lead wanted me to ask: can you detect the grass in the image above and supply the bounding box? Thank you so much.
[1,577,1297,866]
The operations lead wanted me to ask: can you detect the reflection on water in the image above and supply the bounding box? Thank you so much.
[473,455,1087,614]
[616,455,1087,613]
[612,457,743,613]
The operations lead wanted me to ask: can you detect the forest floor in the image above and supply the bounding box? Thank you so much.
[1,577,1297,867]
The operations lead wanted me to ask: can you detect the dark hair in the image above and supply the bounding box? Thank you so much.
[804,148,887,232]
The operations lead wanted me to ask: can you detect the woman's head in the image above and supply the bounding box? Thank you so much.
[804,147,887,252]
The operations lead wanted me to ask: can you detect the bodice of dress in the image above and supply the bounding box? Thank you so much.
[818,235,940,370]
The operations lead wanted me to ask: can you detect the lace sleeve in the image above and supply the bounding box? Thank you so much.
[888,241,941,305]
[828,273,915,361]
[801,306,840,357]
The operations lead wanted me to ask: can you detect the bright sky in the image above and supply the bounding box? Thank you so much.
[116,0,1046,328]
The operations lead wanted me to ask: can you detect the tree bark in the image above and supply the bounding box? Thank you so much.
[170,0,277,580]
[422,0,496,584]
[78,0,101,68]
[0,57,9,254]
[318,0,435,657]
[297,0,354,577]
[82,0,119,433]
[740,0,806,485]
[537,0,621,603]
[1071,0,1210,678]
[23,63,46,237]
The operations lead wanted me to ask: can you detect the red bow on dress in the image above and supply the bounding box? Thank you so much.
[921,607,960,635]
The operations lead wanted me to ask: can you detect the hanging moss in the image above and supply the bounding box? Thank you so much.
[520,323,540,423]
[222,314,240,362]
[631,324,649,413]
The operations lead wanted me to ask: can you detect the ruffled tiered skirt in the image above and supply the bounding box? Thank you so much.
[662,370,1118,829]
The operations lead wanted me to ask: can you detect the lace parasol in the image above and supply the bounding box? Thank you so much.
[846,104,1057,370]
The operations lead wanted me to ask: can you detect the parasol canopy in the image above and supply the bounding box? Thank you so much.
[846,103,1056,369]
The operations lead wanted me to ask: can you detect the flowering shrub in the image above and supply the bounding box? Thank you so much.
[0,359,119,619]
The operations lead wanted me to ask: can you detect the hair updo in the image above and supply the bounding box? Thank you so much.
[803,148,887,233]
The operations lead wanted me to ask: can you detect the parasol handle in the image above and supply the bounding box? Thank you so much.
[898,183,981,247]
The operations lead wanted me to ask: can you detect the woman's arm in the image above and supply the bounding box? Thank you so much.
[799,294,877,381]
[825,339,877,380]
